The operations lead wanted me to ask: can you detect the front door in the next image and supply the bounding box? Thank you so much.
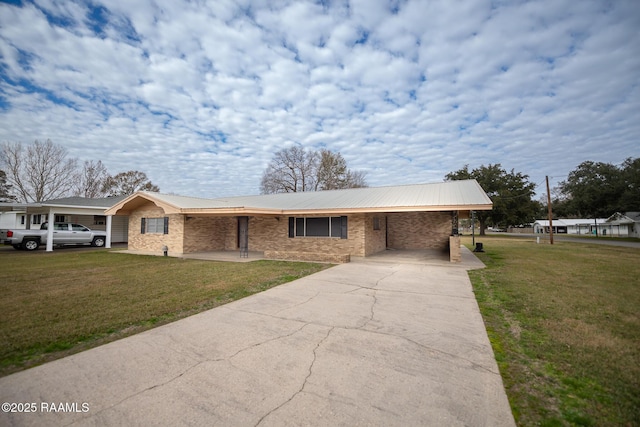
[238,216,248,257]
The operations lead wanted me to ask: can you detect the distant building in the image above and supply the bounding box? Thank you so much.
[605,212,640,238]
[533,213,640,237]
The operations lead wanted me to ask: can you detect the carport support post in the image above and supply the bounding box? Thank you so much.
[450,211,461,263]
[46,207,55,252]
[105,215,112,248]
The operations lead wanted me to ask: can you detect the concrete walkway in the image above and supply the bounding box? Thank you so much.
[0,248,514,426]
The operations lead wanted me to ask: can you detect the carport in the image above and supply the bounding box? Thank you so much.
[0,196,128,251]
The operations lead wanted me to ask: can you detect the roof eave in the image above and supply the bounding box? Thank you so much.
[180,204,493,216]
[282,204,493,215]
[181,207,282,216]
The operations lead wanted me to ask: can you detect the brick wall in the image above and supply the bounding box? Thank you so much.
[264,250,350,263]
[183,216,234,253]
[364,214,387,256]
[125,206,455,260]
[247,214,366,256]
[127,203,184,253]
[387,211,452,250]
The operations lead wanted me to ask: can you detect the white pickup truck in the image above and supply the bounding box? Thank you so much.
[0,223,107,251]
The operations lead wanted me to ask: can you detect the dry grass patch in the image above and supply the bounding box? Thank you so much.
[0,250,330,376]
[465,236,639,426]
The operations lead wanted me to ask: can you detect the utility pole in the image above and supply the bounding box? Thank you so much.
[546,176,554,245]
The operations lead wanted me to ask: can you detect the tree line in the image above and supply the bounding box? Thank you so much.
[445,158,639,234]
[0,139,159,202]
[2,140,636,232]
[552,158,639,218]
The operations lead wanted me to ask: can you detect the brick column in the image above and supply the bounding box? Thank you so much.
[449,235,461,263]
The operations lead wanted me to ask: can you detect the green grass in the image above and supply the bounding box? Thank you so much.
[464,236,640,426]
[0,249,330,377]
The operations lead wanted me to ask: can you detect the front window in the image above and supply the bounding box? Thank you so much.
[144,217,167,234]
[290,216,346,238]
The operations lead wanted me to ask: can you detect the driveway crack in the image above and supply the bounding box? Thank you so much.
[343,325,499,375]
[353,269,398,329]
[72,324,313,426]
[273,291,320,315]
[254,326,334,427]
[228,323,310,360]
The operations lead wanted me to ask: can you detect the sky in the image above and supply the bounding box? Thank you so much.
[0,0,638,199]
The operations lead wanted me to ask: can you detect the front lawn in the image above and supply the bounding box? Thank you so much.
[464,236,639,426]
[0,250,329,377]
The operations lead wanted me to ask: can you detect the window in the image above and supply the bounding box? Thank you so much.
[55,215,66,223]
[33,214,44,225]
[141,217,169,234]
[20,215,25,225]
[373,217,381,230]
[72,224,89,232]
[306,217,329,236]
[94,215,106,225]
[289,216,347,239]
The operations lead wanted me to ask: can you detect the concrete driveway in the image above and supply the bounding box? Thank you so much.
[0,248,515,426]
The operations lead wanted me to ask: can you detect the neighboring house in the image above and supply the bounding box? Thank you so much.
[533,217,630,237]
[105,180,493,263]
[605,212,640,238]
[0,196,129,250]
[0,203,28,229]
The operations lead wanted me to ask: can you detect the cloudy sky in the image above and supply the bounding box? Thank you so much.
[0,0,638,198]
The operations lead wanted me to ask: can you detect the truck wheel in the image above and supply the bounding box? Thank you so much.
[92,237,105,247]
[22,239,39,251]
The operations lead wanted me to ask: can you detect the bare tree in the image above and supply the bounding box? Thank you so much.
[102,170,159,196]
[344,169,368,189]
[0,170,17,202]
[261,147,367,194]
[260,146,318,194]
[75,160,109,198]
[1,139,78,202]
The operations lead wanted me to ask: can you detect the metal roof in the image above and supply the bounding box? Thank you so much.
[40,195,129,208]
[534,219,607,226]
[0,196,129,213]
[106,180,493,215]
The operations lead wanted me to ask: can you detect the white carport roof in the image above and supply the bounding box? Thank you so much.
[106,180,493,216]
[0,195,127,215]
